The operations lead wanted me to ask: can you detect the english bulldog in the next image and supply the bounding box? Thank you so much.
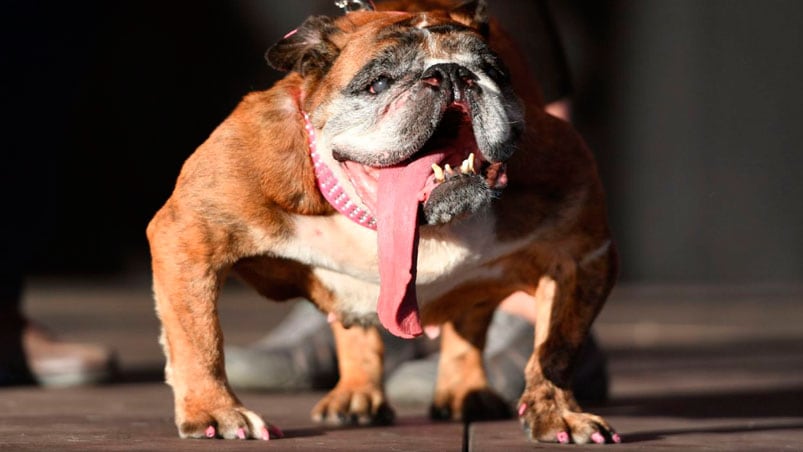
[147,0,620,444]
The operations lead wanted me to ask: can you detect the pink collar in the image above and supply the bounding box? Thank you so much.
[303,111,378,230]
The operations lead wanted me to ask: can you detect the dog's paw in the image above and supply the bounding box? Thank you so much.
[517,399,620,445]
[430,387,511,422]
[177,405,283,441]
[311,384,395,426]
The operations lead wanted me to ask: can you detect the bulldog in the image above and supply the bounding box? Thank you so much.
[147,0,619,445]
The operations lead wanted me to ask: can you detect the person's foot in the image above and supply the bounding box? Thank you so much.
[386,311,609,407]
[225,300,430,390]
[0,320,116,387]
[225,301,339,390]
[225,303,608,401]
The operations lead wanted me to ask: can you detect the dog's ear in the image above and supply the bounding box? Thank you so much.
[266,16,342,77]
[450,0,489,36]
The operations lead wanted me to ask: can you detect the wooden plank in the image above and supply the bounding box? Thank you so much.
[0,386,464,451]
[468,414,803,451]
[8,280,803,450]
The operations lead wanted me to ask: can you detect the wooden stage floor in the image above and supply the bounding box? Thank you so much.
[2,278,802,451]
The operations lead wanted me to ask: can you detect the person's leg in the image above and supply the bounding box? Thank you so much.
[0,271,33,386]
[226,298,607,404]
[0,2,116,388]
[0,266,117,388]
[225,301,338,390]
[225,300,429,390]
[385,309,608,408]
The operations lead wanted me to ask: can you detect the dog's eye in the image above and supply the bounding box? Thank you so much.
[484,65,504,82]
[482,59,508,83]
[486,67,501,80]
[368,76,392,95]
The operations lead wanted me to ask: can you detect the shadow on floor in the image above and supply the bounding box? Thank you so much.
[600,386,803,443]
[605,386,803,419]
[623,420,803,444]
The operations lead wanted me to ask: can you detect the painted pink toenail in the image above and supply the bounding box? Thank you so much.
[237,427,246,440]
[518,403,527,417]
[557,431,570,444]
[205,426,215,438]
[613,433,622,443]
[591,432,605,444]
[261,426,270,441]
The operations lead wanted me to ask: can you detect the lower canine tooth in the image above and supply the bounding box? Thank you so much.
[460,153,476,174]
[432,163,445,182]
[460,160,470,174]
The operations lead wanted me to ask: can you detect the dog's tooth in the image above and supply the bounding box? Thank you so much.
[432,163,445,182]
[444,164,454,176]
[460,159,470,174]
[459,154,476,175]
[456,154,476,175]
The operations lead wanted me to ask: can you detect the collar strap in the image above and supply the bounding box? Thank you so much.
[303,112,378,230]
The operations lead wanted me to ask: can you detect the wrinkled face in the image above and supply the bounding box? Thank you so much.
[314,13,524,225]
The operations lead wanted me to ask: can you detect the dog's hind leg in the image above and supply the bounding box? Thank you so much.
[430,310,511,422]
[311,321,395,426]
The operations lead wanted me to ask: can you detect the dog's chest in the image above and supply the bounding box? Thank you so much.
[271,213,525,315]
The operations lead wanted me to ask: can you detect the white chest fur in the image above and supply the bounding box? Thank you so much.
[267,210,534,318]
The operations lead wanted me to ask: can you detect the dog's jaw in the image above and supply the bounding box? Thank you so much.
[306,112,378,229]
[333,107,509,225]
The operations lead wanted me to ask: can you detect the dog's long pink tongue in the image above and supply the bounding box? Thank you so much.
[376,155,441,338]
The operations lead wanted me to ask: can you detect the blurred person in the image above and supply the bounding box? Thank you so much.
[224,0,609,407]
[0,277,116,388]
[0,1,116,387]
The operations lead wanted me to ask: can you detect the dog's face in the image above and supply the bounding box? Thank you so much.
[267,4,524,338]
[269,7,523,226]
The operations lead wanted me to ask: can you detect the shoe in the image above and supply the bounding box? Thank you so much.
[385,354,438,406]
[386,311,609,406]
[225,301,338,390]
[225,300,429,390]
[0,320,116,387]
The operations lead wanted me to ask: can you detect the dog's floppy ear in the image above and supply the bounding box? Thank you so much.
[451,0,489,36]
[266,16,342,77]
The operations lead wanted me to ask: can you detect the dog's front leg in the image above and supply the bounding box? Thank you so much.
[311,321,395,426]
[149,215,272,440]
[517,259,620,445]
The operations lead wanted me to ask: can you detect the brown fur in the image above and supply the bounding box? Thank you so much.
[148,0,618,444]
[311,321,394,425]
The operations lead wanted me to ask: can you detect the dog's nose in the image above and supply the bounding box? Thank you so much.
[421,63,478,102]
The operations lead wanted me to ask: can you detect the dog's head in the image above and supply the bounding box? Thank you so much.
[267,0,524,338]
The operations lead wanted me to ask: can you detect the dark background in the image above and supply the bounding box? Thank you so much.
[3,0,802,285]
